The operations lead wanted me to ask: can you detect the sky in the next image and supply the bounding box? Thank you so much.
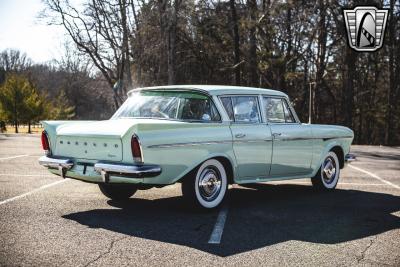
[0,0,67,63]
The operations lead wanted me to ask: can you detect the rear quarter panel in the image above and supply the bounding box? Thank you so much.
[122,122,235,185]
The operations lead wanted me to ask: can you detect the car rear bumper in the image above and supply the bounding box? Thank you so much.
[38,155,162,182]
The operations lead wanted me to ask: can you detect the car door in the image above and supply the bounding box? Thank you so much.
[262,96,313,177]
[220,95,272,180]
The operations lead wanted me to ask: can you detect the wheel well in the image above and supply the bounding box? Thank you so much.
[330,146,344,169]
[214,156,234,184]
[178,157,235,184]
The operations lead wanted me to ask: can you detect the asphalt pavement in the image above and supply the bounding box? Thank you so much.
[0,134,399,266]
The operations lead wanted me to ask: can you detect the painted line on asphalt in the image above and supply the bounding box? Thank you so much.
[0,179,69,206]
[0,174,56,177]
[269,181,388,186]
[349,164,400,190]
[0,154,29,161]
[208,204,229,244]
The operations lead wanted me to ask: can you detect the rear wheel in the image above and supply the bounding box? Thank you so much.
[311,151,340,190]
[182,159,228,209]
[98,184,137,201]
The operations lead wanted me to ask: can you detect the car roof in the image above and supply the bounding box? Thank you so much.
[128,85,288,98]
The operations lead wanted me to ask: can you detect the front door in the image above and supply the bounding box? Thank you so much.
[262,96,313,177]
[220,96,272,180]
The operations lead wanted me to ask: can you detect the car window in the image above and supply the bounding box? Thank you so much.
[112,91,221,122]
[282,100,295,123]
[220,97,234,120]
[264,97,295,123]
[231,96,261,123]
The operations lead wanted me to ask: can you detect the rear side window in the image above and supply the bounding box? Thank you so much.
[220,96,261,123]
[264,97,295,123]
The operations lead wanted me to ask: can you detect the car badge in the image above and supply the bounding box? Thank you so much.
[343,6,388,52]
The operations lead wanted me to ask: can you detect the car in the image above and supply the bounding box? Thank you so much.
[39,85,354,209]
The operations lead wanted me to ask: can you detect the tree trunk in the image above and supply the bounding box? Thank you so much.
[342,46,356,128]
[118,0,132,93]
[248,0,258,87]
[28,121,31,134]
[230,0,241,85]
[385,0,395,145]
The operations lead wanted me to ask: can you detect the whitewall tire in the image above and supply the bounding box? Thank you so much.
[311,151,340,190]
[182,159,228,209]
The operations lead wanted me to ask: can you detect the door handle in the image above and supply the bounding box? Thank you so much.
[272,133,282,138]
[235,133,246,138]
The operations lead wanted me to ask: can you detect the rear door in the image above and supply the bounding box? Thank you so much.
[262,96,313,177]
[220,95,272,180]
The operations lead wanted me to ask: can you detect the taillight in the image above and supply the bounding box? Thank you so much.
[41,131,50,153]
[131,134,142,162]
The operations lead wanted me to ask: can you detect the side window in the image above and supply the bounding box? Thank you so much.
[231,96,261,123]
[180,98,221,122]
[220,97,234,120]
[264,97,296,123]
[282,100,295,123]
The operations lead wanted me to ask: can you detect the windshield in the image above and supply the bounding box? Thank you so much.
[111,90,221,122]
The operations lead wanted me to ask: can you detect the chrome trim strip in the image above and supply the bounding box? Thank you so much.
[274,136,353,141]
[147,139,272,148]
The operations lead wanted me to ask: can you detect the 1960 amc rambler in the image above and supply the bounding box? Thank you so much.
[39,85,354,209]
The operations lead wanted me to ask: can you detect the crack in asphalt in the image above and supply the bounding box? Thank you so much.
[84,236,128,267]
[357,235,378,264]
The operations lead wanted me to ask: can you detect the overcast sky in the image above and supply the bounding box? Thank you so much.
[0,0,67,63]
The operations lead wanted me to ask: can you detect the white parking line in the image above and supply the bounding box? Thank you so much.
[349,164,400,190]
[268,181,388,186]
[0,174,55,177]
[0,154,29,161]
[0,179,69,206]
[208,204,229,244]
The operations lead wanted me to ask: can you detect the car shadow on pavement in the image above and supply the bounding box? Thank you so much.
[63,184,400,257]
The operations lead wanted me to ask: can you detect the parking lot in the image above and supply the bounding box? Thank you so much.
[0,134,399,266]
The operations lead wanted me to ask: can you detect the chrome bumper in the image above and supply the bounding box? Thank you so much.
[94,162,161,182]
[39,155,74,178]
[38,155,162,181]
[345,153,356,162]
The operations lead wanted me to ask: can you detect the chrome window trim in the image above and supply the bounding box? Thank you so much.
[218,94,263,124]
[261,95,301,124]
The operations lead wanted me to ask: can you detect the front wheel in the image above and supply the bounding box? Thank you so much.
[98,184,138,201]
[182,159,228,209]
[311,151,340,190]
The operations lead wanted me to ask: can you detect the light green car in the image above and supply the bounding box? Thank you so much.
[39,85,354,209]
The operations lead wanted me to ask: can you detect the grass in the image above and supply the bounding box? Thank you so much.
[3,125,44,134]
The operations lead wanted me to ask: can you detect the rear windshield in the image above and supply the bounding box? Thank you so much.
[111,90,221,122]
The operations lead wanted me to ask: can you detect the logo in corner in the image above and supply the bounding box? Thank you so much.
[343,6,389,52]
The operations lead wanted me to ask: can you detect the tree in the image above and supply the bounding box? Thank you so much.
[0,74,41,133]
[50,90,75,120]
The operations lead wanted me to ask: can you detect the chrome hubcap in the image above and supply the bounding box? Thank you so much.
[198,167,222,201]
[322,156,336,184]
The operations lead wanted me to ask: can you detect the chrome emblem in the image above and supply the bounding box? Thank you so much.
[343,6,388,52]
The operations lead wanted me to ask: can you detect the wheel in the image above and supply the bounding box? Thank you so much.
[311,151,340,190]
[182,159,228,209]
[98,184,137,201]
